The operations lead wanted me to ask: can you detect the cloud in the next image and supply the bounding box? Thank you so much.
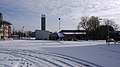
[1,0,120,31]
[1,0,120,15]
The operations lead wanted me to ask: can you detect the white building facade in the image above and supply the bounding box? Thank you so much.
[35,30,49,40]
[0,21,12,39]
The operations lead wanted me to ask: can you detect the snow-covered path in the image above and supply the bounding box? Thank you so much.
[0,40,120,67]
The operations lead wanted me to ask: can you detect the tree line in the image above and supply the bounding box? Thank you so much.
[12,30,35,39]
[77,16,119,40]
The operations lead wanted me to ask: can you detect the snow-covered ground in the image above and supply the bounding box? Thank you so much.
[0,40,120,67]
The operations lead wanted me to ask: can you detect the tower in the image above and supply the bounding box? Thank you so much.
[41,14,46,30]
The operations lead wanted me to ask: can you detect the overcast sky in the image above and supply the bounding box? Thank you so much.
[0,0,120,32]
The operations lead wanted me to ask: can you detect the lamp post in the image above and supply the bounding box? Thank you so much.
[22,26,24,39]
[107,20,110,39]
[59,18,61,32]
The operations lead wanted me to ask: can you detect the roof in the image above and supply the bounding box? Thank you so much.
[60,30,86,32]
[0,13,3,20]
[57,33,64,37]
[60,30,86,35]
[0,12,2,16]
[3,20,12,25]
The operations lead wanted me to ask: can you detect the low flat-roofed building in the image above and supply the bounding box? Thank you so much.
[35,30,49,40]
[60,30,86,40]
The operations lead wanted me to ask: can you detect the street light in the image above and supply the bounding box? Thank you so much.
[22,26,24,39]
[59,18,61,32]
[107,20,110,39]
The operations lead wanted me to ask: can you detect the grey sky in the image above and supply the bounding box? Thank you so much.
[0,0,120,32]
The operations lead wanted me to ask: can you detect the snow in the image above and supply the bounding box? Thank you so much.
[0,40,120,67]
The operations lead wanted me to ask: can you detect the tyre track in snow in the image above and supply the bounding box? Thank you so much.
[50,52,103,67]
[5,49,91,67]
[0,51,42,67]
[23,50,92,67]
[26,49,103,67]
[0,48,76,67]
[0,49,62,67]
[0,64,11,67]
[0,48,103,67]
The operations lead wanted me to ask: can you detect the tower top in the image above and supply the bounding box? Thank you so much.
[41,14,45,17]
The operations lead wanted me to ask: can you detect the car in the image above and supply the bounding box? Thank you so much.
[106,38,115,45]
[106,38,114,42]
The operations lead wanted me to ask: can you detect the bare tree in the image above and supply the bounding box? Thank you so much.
[78,16,89,30]
[78,16,100,31]
[87,16,100,30]
[103,19,119,31]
